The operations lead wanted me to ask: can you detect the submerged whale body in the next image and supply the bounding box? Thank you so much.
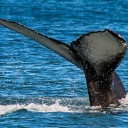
[0,19,127,108]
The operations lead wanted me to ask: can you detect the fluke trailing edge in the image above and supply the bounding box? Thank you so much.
[0,19,127,108]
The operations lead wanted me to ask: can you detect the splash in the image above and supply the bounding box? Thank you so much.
[83,94,128,114]
[23,100,72,113]
[0,95,128,116]
[0,100,73,116]
[0,104,22,116]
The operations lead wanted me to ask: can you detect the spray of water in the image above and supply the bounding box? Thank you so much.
[0,95,128,116]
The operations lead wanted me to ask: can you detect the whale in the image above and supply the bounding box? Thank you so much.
[0,19,127,108]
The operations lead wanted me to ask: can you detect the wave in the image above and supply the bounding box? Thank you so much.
[0,100,72,116]
[0,95,128,116]
[0,97,87,116]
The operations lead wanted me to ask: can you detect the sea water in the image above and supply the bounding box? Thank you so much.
[0,0,128,127]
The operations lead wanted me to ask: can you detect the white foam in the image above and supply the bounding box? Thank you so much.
[0,104,22,116]
[1,95,128,116]
[83,94,128,114]
[24,100,72,113]
[0,100,72,116]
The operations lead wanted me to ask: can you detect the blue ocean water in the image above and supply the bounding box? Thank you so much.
[0,0,128,127]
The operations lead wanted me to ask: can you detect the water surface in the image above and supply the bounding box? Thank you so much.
[0,0,128,127]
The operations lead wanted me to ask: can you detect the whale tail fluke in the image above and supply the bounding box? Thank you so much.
[0,19,82,69]
[0,19,127,108]
[71,29,127,107]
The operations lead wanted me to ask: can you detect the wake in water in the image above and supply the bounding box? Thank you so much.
[0,95,128,116]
